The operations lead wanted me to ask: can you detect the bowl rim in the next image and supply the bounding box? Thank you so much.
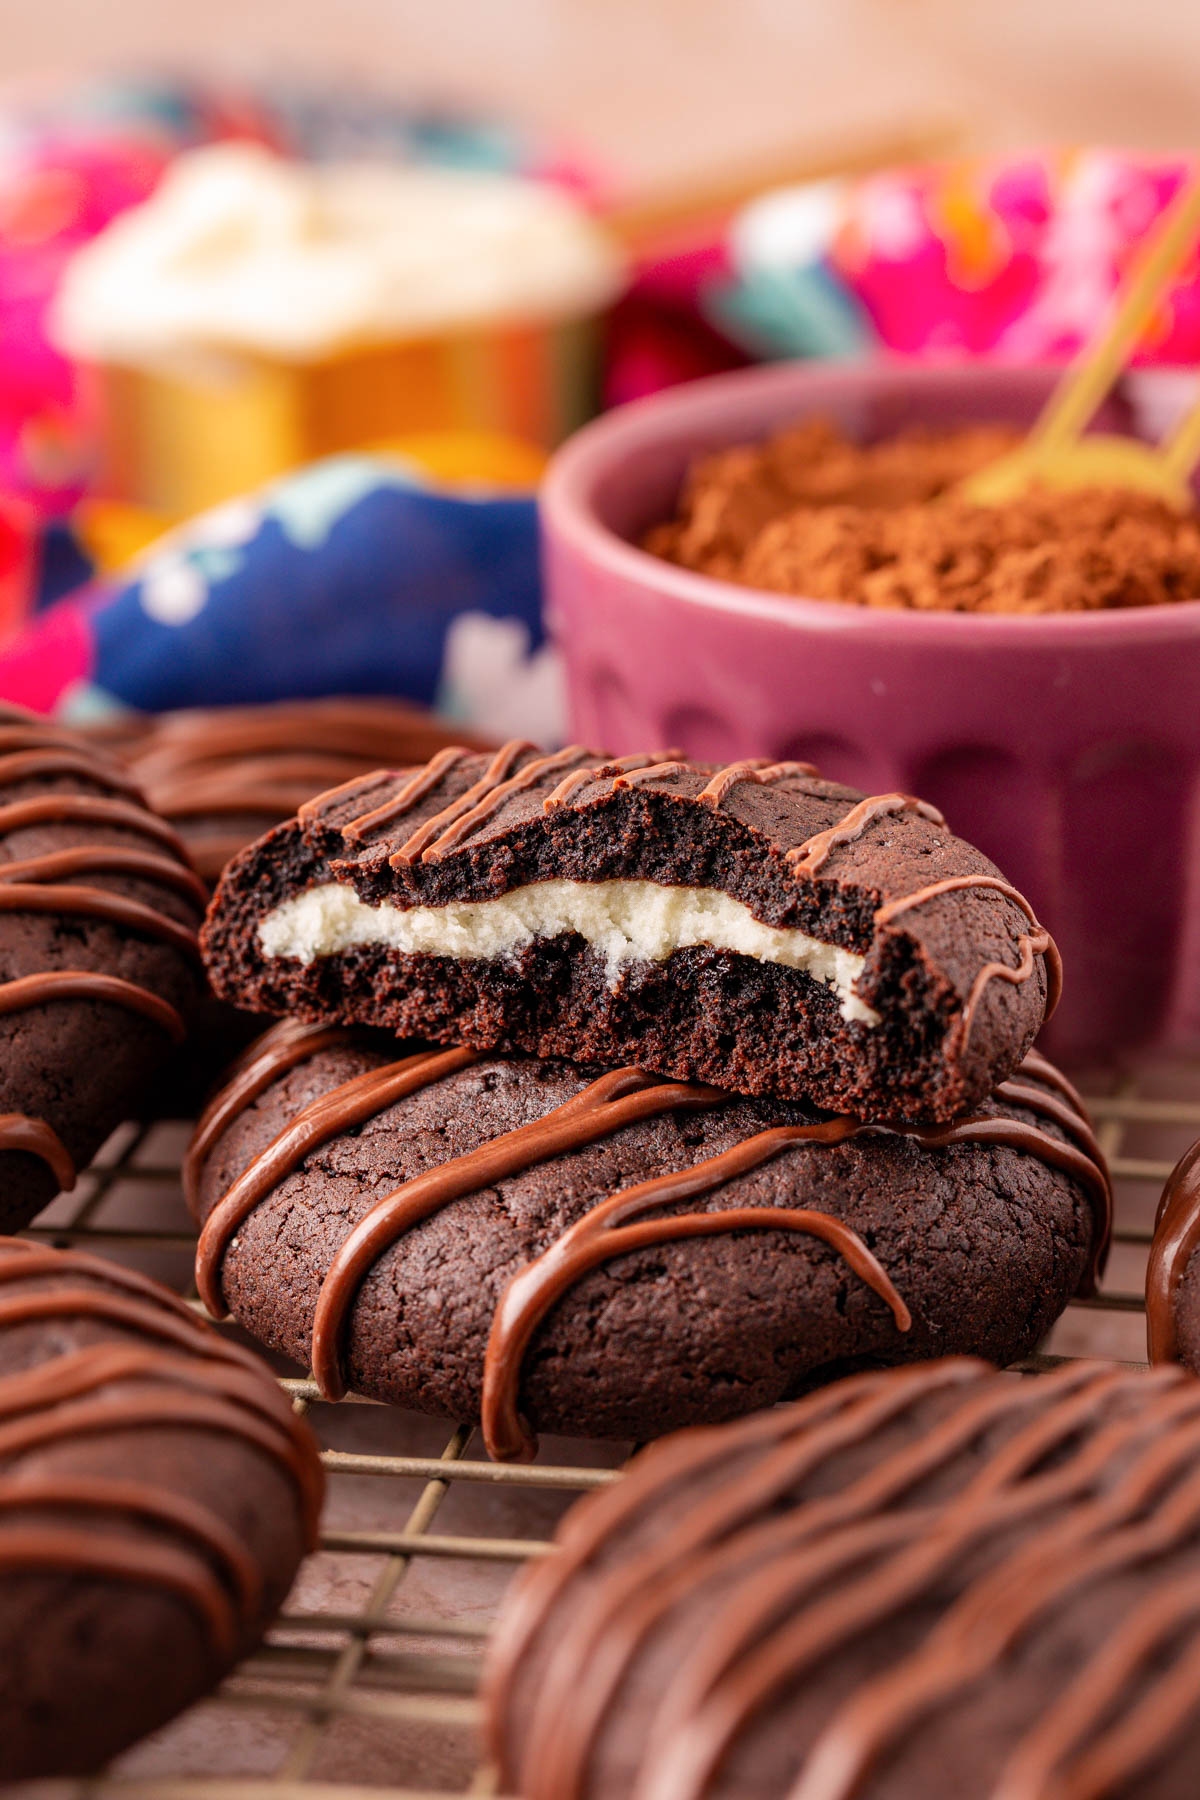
[541,357,1200,645]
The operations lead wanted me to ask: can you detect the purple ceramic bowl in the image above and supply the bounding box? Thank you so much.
[541,359,1200,1063]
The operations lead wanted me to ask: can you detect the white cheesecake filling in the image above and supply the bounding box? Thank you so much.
[257,879,879,1026]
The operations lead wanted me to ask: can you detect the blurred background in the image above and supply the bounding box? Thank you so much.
[5,0,1200,182]
[3,0,1200,1056]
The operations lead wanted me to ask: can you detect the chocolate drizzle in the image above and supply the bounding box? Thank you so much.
[696,759,819,809]
[114,698,491,884]
[876,871,1063,1029]
[0,1239,322,1661]
[786,792,947,877]
[126,698,485,785]
[0,843,207,906]
[413,745,590,861]
[193,1044,479,1313]
[299,745,1056,1054]
[160,756,394,820]
[0,791,188,848]
[332,745,824,855]
[0,880,201,960]
[1145,1137,1200,1364]
[614,759,693,788]
[0,971,187,1044]
[480,1116,911,1462]
[191,1026,1109,1461]
[388,739,531,865]
[330,745,473,843]
[338,744,687,860]
[0,725,203,1055]
[184,1018,356,1202]
[544,753,672,813]
[0,744,142,797]
[485,1357,1200,1800]
[0,1113,75,1189]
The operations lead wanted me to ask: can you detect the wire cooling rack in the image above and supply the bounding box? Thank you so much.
[12,1050,1200,1799]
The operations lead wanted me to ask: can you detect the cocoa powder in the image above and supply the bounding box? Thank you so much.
[644,419,1200,612]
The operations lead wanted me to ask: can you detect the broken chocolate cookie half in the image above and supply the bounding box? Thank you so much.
[201,743,1058,1122]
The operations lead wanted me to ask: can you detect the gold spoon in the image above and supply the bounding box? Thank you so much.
[959,169,1200,510]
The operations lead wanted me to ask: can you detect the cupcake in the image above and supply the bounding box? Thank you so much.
[52,142,625,515]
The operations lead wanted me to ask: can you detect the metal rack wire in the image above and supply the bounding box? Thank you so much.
[14,1053,1198,1798]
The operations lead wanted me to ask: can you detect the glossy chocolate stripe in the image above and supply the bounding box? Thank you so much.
[0,1113,75,1189]
[0,1243,320,1395]
[0,883,199,959]
[0,1387,302,1495]
[184,1019,355,1215]
[0,791,189,856]
[497,1364,1200,1800]
[419,745,590,860]
[543,753,670,813]
[1014,1047,1088,1112]
[483,1374,922,1773]
[0,846,208,909]
[487,1203,907,1463]
[786,793,947,877]
[1146,1137,1200,1363]
[898,1114,1110,1288]
[482,1116,911,1460]
[0,1334,321,1546]
[0,1527,239,1658]
[788,1414,1200,1800]
[0,1476,261,1618]
[696,760,819,809]
[640,1372,1180,1800]
[315,744,471,840]
[1017,1578,1200,1800]
[195,1046,1106,1459]
[0,1241,323,1659]
[308,1069,728,1404]
[0,1286,264,1365]
[0,725,106,757]
[877,871,1063,1030]
[194,1046,478,1315]
[389,739,530,864]
[293,749,1052,1058]
[0,1239,229,1328]
[672,1377,1145,1800]
[0,748,142,795]
[526,1366,1143,1800]
[0,971,186,1044]
[613,759,691,789]
[150,751,387,792]
[129,700,477,777]
[484,1361,998,1784]
[155,769,380,819]
[0,738,201,1084]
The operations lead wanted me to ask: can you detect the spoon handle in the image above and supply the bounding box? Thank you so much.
[1159,384,1200,489]
[1031,169,1200,455]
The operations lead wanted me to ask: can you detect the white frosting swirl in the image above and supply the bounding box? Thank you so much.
[53,142,625,366]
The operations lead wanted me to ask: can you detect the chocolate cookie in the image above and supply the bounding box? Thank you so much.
[0,1236,322,1780]
[117,696,491,886]
[0,708,205,1230]
[485,1356,1200,1800]
[202,746,1059,1122]
[187,1024,1107,1457]
[1145,1135,1200,1370]
[84,697,489,1103]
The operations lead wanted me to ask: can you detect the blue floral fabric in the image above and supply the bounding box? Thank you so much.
[0,456,546,728]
